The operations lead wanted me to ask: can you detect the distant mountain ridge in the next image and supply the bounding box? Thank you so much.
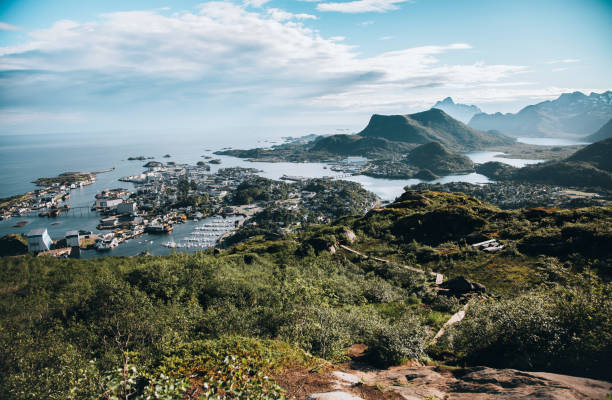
[432,97,482,123]
[469,91,612,138]
[585,118,612,142]
[357,108,513,152]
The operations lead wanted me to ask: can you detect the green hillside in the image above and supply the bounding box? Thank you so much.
[1,190,610,399]
[404,142,474,173]
[477,138,612,190]
[358,108,513,151]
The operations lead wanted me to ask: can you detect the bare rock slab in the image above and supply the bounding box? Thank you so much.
[307,392,365,400]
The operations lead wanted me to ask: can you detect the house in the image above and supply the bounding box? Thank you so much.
[341,156,367,167]
[117,201,137,215]
[100,216,118,227]
[94,198,123,209]
[27,228,53,253]
[65,230,81,247]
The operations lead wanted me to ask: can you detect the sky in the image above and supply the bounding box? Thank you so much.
[0,0,611,135]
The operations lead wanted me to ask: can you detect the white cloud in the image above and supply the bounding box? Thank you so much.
[552,67,568,72]
[267,8,318,21]
[359,20,374,25]
[317,0,411,13]
[545,58,580,64]
[243,0,271,7]
[379,35,394,40]
[0,3,544,126]
[0,22,20,31]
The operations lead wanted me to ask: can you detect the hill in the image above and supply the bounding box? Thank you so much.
[585,118,612,142]
[477,138,612,189]
[565,137,612,171]
[0,233,27,257]
[1,189,611,398]
[405,142,474,174]
[358,108,513,151]
[432,97,482,123]
[309,134,413,157]
[469,91,612,137]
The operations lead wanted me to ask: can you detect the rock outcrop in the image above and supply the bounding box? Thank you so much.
[346,365,612,400]
[440,276,486,296]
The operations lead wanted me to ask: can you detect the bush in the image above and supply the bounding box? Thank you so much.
[444,276,612,379]
[367,313,426,366]
[280,305,354,361]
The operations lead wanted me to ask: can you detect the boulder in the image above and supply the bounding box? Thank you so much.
[343,229,356,244]
[331,371,361,386]
[441,276,486,296]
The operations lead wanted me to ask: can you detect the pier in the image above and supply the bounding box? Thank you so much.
[91,167,115,174]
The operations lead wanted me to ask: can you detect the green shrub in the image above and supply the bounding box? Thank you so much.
[367,313,426,366]
[445,276,612,379]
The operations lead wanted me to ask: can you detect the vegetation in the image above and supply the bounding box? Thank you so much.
[33,171,93,186]
[409,181,609,209]
[1,189,611,397]
[223,178,378,246]
[0,233,27,257]
[231,177,289,205]
[217,109,514,164]
[357,109,513,151]
[478,138,612,190]
[404,142,473,174]
[441,275,612,379]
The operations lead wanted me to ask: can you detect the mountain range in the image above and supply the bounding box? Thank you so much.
[432,97,482,123]
[310,108,513,158]
[468,91,612,138]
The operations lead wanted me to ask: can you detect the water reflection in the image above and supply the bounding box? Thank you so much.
[516,137,589,146]
[466,151,543,167]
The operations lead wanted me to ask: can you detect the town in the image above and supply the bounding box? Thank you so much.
[3,161,379,257]
[408,181,608,209]
[0,171,97,220]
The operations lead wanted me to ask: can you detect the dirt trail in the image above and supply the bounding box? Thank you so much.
[339,244,443,284]
[430,303,470,345]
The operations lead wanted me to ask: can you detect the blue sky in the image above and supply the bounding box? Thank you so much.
[0,0,611,135]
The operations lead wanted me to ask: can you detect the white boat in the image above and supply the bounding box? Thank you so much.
[95,238,119,251]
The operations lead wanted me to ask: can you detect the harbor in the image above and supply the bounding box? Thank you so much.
[0,133,593,258]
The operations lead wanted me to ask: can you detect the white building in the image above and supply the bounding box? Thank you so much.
[341,156,367,167]
[66,230,81,247]
[27,228,53,253]
[117,201,137,215]
[95,198,123,209]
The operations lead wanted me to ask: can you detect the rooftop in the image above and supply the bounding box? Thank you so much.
[27,228,47,237]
